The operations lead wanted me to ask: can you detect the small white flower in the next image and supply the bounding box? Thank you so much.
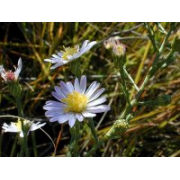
[43,75,110,128]
[2,119,46,137]
[0,58,22,82]
[44,40,97,69]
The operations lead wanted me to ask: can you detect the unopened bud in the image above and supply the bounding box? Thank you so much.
[105,119,128,139]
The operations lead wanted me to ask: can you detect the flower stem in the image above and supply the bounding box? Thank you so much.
[86,137,107,157]
[10,134,18,157]
[120,74,150,120]
[31,132,38,157]
[123,67,139,92]
[68,122,80,157]
[88,118,99,144]
[119,65,130,104]
[14,84,29,157]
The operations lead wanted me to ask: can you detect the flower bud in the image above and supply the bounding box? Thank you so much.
[105,119,128,139]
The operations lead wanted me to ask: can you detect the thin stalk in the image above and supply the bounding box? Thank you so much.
[123,67,140,92]
[120,75,150,120]
[31,132,38,157]
[10,134,18,157]
[119,65,130,104]
[89,118,99,144]
[68,122,80,157]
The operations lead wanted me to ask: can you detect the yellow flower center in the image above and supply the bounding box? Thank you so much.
[62,46,79,60]
[62,91,88,113]
[14,119,30,131]
[15,119,22,131]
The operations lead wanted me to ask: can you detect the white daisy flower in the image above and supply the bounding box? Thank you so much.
[0,58,22,83]
[2,119,46,137]
[44,40,97,69]
[43,75,110,128]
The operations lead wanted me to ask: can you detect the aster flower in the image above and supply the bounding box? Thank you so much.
[2,119,46,137]
[43,75,110,128]
[0,58,22,83]
[44,40,97,69]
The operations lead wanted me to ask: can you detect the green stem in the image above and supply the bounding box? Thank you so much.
[31,132,38,157]
[123,67,139,91]
[16,98,24,117]
[18,131,29,157]
[68,122,80,157]
[119,65,130,104]
[87,23,177,152]
[15,88,29,156]
[23,133,29,157]
[10,134,18,157]
[89,118,99,144]
[120,75,150,120]
[86,137,107,157]
[144,22,159,53]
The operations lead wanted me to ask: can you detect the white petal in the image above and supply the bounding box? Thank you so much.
[74,78,81,92]
[14,57,22,79]
[57,52,63,57]
[43,101,67,110]
[52,54,60,58]
[44,100,66,106]
[44,59,52,62]
[68,114,76,128]
[80,75,87,94]
[2,123,19,133]
[58,113,71,123]
[54,86,66,99]
[89,88,105,102]
[0,66,7,81]
[81,40,90,50]
[49,116,60,122]
[50,61,66,69]
[52,91,63,101]
[85,82,100,98]
[87,97,106,107]
[29,122,46,131]
[82,112,96,118]
[66,82,74,93]
[60,81,70,94]
[67,53,80,60]
[86,105,110,113]
[79,41,97,55]
[0,66,3,73]
[49,113,69,124]
[76,113,84,122]
[45,110,64,117]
